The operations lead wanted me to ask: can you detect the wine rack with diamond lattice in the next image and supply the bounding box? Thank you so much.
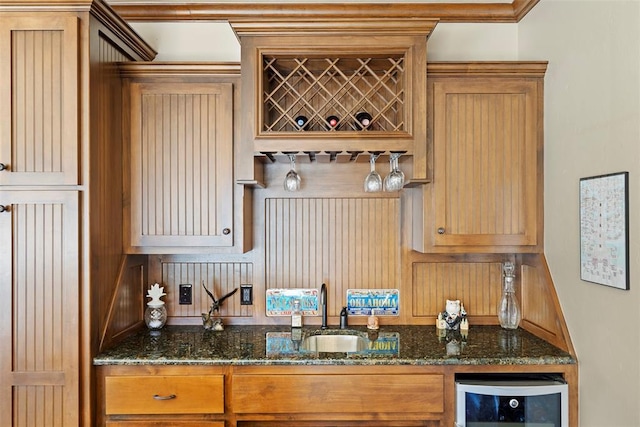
[231,18,436,183]
[262,55,406,133]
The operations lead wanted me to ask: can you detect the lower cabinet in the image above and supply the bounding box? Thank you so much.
[106,422,225,427]
[105,375,224,415]
[98,365,446,427]
[97,364,576,427]
[231,367,445,426]
[231,372,444,414]
[97,366,227,427]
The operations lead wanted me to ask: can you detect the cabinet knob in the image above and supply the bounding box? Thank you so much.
[152,394,176,401]
[0,163,7,171]
[222,228,231,235]
[0,205,10,213]
[437,227,445,234]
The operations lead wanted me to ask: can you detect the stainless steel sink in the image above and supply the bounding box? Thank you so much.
[301,333,368,353]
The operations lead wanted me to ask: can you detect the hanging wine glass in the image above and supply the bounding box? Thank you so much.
[383,153,405,191]
[364,153,383,192]
[283,153,301,192]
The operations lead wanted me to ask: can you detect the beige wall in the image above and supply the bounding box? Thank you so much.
[130,21,518,62]
[125,4,640,423]
[520,1,640,425]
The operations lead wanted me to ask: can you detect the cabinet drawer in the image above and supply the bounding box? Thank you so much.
[105,375,224,415]
[232,374,444,414]
[106,422,224,427]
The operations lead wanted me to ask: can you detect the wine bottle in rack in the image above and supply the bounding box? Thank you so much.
[326,115,340,130]
[355,111,373,130]
[294,115,309,130]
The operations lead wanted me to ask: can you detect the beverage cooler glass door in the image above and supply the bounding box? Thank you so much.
[455,379,568,427]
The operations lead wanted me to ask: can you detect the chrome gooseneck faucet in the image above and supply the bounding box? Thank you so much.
[320,283,328,329]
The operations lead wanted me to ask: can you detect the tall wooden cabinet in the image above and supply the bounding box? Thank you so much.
[412,62,547,253]
[0,2,155,426]
[0,191,80,426]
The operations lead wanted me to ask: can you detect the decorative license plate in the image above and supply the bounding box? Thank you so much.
[346,289,399,316]
[266,288,319,316]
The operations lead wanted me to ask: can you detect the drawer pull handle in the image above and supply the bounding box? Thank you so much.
[0,163,7,171]
[153,394,176,401]
[0,205,9,213]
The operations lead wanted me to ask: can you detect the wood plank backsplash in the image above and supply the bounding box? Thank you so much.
[521,264,557,335]
[162,262,254,318]
[265,198,400,315]
[412,262,503,318]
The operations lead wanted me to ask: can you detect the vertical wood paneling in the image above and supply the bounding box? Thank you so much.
[111,263,145,335]
[521,264,557,334]
[444,92,525,235]
[0,16,78,185]
[91,32,133,354]
[161,262,254,318]
[13,202,65,371]
[13,386,64,427]
[412,262,502,318]
[130,82,234,248]
[265,198,400,316]
[0,191,78,427]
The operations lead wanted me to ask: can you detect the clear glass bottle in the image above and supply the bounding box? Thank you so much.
[145,302,167,330]
[291,299,303,328]
[497,262,521,329]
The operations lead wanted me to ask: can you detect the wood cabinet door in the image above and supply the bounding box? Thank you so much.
[0,190,79,427]
[431,78,540,248]
[128,82,234,250]
[0,15,79,186]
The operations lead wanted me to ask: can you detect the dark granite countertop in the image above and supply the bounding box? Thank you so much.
[94,325,576,366]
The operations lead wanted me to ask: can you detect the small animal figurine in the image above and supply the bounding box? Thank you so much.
[436,299,468,330]
[201,282,237,331]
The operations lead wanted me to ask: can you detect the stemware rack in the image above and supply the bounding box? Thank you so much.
[258,151,407,164]
[230,18,437,184]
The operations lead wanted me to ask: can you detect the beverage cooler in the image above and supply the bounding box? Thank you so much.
[455,375,568,427]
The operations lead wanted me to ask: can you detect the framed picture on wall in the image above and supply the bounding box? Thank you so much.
[579,171,630,290]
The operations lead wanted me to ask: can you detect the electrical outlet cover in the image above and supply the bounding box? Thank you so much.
[179,284,192,305]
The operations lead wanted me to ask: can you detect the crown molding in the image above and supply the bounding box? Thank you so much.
[427,61,548,78]
[110,0,539,24]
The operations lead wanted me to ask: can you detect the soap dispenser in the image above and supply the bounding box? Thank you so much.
[340,307,348,329]
[291,299,303,328]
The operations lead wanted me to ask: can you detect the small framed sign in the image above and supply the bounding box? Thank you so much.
[579,172,630,290]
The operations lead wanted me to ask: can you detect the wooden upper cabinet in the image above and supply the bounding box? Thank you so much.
[413,62,547,253]
[126,81,235,252]
[230,19,437,183]
[0,15,79,186]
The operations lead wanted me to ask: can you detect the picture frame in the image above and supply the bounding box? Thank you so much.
[579,172,630,290]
